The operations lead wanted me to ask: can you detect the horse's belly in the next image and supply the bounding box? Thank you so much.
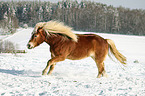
[67,55,87,60]
[67,50,95,60]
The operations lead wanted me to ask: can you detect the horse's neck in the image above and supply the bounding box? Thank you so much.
[45,33,69,46]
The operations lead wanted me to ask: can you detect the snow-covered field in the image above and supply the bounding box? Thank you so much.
[0,28,145,96]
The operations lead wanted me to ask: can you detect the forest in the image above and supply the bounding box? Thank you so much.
[0,0,145,35]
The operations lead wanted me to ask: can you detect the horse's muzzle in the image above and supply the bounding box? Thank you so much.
[27,43,33,49]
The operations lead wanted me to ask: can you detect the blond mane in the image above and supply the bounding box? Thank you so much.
[34,20,78,42]
[33,22,46,34]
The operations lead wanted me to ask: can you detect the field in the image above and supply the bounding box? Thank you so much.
[0,28,145,96]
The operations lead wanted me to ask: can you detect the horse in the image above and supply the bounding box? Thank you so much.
[27,20,126,78]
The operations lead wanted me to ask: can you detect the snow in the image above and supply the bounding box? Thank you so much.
[0,28,145,96]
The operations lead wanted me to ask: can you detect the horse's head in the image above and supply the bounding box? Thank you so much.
[27,27,46,49]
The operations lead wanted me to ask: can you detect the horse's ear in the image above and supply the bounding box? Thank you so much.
[37,27,43,33]
[37,27,50,36]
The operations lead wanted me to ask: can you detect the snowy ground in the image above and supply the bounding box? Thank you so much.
[0,28,145,96]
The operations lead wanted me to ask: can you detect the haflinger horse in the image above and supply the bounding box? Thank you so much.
[27,20,126,78]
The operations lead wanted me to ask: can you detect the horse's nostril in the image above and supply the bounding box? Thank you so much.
[27,44,31,49]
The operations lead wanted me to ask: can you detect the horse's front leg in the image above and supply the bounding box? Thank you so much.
[42,60,53,75]
[42,56,66,75]
[47,63,56,75]
[47,54,56,75]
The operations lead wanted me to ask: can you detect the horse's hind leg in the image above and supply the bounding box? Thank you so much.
[92,56,108,78]
[96,62,108,78]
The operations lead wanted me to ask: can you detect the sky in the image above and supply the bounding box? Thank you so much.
[1,0,145,10]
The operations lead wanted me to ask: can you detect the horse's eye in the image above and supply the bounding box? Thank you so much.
[34,35,37,37]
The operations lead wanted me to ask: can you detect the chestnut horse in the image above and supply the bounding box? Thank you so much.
[27,21,126,78]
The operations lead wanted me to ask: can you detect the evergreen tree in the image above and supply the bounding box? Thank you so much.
[0,1,145,35]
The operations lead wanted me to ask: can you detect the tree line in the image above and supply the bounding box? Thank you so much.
[0,0,145,35]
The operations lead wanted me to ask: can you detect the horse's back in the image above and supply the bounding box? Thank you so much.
[67,34,108,60]
[76,34,108,49]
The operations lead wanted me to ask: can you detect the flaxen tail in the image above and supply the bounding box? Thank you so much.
[106,39,126,64]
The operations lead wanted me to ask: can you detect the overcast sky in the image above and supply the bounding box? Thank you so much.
[2,0,145,10]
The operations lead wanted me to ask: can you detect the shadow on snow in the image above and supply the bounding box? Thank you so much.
[0,69,41,77]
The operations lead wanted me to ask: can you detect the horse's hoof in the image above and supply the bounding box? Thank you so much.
[47,73,52,76]
[42,73,47,75]
[97,74,101,78]
[103,74,108,78]
[42,71,47,75]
